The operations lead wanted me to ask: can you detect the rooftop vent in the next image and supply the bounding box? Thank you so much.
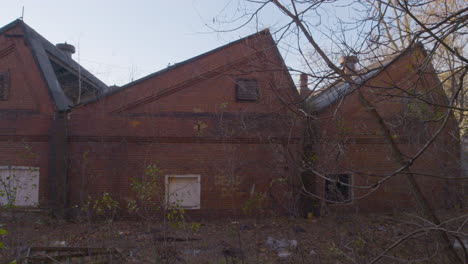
[56,42,76,58]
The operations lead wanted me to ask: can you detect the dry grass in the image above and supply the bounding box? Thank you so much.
[0,209,466,263]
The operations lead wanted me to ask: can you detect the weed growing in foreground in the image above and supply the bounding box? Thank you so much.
[78,192,120,223]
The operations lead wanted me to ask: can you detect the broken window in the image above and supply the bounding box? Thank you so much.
[165,175,201,209]
[235,79,259,101]
[49,57,100,104]
[325,174,351,203]
[0,72,10,100]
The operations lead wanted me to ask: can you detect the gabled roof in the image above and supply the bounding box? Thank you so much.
[0,19,108,111]
[119,29,273,91]
[79,28,297,109]
[307,44,425,112]
[95,29,279,101]
[308,68,382,111]
[1,20,296,111]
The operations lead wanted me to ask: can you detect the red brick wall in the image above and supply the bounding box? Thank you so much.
[2,23,460,217]
[311,47,462,213]
[68,32,303,217]
[0,25,56,205]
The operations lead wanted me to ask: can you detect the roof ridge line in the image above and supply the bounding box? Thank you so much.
[116,29,271,90]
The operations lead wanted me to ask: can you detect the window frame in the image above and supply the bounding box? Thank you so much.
[324,174,352,203]
[0,71,10,100]
[235,78,259,102]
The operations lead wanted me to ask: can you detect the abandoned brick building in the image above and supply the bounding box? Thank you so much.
[303,46,463,213]
[0,19,462,217]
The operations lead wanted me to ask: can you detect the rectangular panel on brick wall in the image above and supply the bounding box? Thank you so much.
[236,79,259,101]
[165,175,200,209]
[0,166,39,206]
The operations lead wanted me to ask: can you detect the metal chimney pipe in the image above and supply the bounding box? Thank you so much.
[56,42,76,58]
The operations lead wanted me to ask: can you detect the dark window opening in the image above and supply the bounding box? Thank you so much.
[235,79,259,101]
[0,72,10,100]
[325,174,351,203]
[49,58,100,104]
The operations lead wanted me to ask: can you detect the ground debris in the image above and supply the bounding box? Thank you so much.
[153,236,201,242]
[292,225,306,233]
[14,246,125,264]
[265,236,298,258]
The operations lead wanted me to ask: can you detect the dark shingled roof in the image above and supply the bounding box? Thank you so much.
[306,45,424,112]
[307,68,381,111]
[0,19,108,111]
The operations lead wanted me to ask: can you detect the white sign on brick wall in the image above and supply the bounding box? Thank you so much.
[0,166,39,207]
[165,175,200,209]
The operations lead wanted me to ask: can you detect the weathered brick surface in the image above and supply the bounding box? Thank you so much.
[311,46,462,213]
[1,21,461,218]
[67,31,303,217]
[0,24,302,216]
[0,25,55,206]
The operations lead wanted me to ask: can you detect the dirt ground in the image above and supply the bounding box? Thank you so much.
[1,209,467,263]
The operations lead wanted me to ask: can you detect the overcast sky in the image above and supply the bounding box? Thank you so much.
[1,1,293,85]
[1,1,356,86]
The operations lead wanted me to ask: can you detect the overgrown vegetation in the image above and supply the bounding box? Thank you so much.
[78,193,120,223]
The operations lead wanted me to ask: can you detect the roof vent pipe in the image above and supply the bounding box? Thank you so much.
[339,55,358,75]
[299,73,310,100]
[56,42,76,58]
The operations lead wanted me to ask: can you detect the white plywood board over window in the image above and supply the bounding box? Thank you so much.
[165,175,200,209]
[0,166,39,207]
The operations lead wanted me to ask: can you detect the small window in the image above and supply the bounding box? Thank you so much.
[325,174,351,203]
[165,175,200,209]
[0,72,10,100]
[235,79,259,101]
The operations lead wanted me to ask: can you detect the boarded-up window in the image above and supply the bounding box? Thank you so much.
[165,175,200,209]
[0,166,39,207]
[236,79,259,101]
[325,174,351,203]
[0,72,10,100]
